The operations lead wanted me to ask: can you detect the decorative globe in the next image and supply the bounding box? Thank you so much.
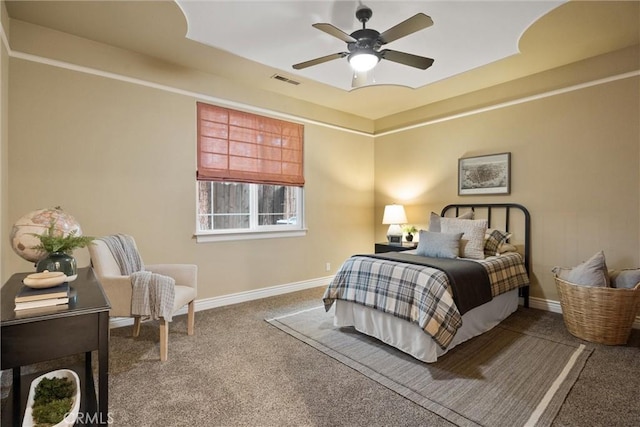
[10,207,83,263]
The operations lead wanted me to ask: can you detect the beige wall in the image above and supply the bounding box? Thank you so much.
[374,73,640,302]
[4,58,374,295]
[8,18,374,135]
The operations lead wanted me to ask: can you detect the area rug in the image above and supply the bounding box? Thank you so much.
[266,306,593,427]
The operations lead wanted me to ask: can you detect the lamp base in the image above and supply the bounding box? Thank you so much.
[386,224,403,245]
[387,235,403,245]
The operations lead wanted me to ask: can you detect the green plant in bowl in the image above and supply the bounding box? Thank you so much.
[32,376,75,426]
[30,221,95,255]
[402,225,417,234]
[402,225,418,242]
[24,370,80,427]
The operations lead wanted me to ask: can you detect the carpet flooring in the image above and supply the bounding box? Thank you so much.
[2,286,639,426]
[267,305,593,427]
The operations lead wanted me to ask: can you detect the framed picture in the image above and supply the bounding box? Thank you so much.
[458,152,511,195]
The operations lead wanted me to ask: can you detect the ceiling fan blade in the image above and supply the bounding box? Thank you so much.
[292,52,348,70]
[351,70,375,88]
[380,49,434,70]
[379,13,433,44]
[312,23,357,43]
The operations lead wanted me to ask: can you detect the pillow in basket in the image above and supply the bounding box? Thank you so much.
[609,269,640,289]
[552,251,610,287]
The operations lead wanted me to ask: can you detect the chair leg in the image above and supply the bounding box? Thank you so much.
[187,300,195,336]
[133,317,141,337]
[160,318,169,362]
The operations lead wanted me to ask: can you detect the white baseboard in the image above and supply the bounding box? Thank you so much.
[528,296,640,330]
[111,279,640,330]
[109,275,333,329]
[529,296,562,313]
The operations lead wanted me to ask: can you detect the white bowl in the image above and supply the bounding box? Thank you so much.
[22,369,81,427]
[22,271,68,289]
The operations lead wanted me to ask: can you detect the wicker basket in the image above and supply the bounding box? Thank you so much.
[554,276,640,345]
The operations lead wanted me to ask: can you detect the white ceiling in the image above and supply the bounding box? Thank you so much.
[176,1,565,91]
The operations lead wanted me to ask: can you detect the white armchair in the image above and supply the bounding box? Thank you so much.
[88,237,197,361]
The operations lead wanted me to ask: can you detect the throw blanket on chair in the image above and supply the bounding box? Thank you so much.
[99,234,176,321]
[129,271,175,322]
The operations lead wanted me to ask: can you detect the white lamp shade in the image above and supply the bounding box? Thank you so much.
[382,204,408,225]
[349,52,379,72]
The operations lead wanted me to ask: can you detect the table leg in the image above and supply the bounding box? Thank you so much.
[83,351,95,426]
[85,349,92,379]
[12,367,20,427]
[98,312,109,424]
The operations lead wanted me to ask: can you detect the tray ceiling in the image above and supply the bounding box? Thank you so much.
[176,1,564,92]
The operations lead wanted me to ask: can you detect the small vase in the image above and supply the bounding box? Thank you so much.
[406,233,414,242]
[36,251,78,282]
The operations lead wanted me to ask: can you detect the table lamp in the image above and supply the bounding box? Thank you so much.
[382,204,407,245]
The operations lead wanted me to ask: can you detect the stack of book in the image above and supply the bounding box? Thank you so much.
[14,282,70,311]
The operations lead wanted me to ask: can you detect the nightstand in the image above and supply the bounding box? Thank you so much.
[375,242,417,253]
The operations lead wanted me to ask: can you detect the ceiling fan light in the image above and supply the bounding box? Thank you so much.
[349,52,379,72]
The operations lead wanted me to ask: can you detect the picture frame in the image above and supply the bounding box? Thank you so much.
[458,152,511,195]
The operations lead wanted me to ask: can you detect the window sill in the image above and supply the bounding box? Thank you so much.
[195,228,308,243]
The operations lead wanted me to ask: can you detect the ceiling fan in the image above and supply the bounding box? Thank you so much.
[293,5,435,88]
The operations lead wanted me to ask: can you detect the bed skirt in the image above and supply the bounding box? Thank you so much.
[333,289,519,363]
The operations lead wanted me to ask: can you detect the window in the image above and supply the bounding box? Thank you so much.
[195,103,305,241]
[197,181,302,231]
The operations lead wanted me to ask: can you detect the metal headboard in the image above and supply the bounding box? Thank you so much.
[441,203,531,307]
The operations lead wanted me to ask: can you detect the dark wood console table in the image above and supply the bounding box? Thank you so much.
[1,267,110,426]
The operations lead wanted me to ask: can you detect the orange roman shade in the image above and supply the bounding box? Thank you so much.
[197,102,304,186]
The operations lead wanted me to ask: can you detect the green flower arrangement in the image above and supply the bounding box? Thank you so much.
[402,225,417,235]
[402,225,418,242]
[31,221,95,255]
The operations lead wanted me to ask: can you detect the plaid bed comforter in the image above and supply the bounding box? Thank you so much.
[322,252,529,349]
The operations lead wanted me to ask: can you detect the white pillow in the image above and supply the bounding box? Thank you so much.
[440,217,488,260]
[428,210,473,232]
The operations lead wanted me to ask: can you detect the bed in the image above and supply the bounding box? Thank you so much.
[323,203,531,363]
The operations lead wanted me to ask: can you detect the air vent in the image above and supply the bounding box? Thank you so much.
[271,74,300,85]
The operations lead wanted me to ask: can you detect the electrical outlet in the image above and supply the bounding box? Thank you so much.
[325,262,331,272]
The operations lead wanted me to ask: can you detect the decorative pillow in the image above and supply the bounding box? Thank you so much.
[416,230,463,259]
[552,251,610,287]
[484,229,512,257]
[428,210,473,232]
[440,217,488,260]
[609,269,640,289]
[497,242,518,254]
